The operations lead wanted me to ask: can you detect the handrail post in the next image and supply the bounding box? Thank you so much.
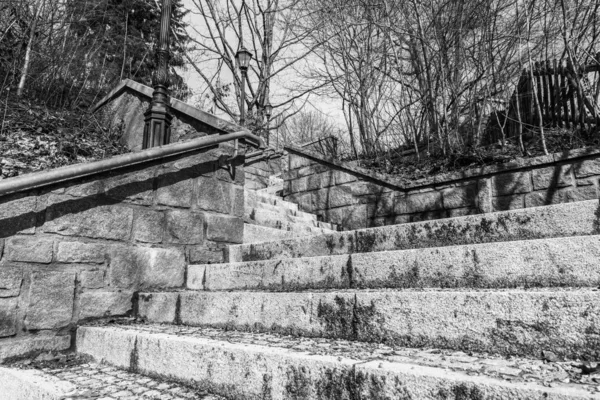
[143,0,173,149]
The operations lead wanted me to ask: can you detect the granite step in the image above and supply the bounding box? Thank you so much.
[0,354,223,399]
[228,199,600,262]
[245,201,319,221]
[190,235,600,291]
[245,208,337,231]
[77,324,600,399]
[243,223,334,244]
[137,288,600,360]
[245,190,298,211]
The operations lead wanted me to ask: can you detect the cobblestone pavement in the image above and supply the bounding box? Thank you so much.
[9,354,224,400]
[97,320,600,394]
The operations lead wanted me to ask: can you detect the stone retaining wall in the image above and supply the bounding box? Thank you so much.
[282,146,600,230]
[0,145,244,360]
[245,151,285,190]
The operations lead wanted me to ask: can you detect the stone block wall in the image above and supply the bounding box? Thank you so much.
[0,146,244,360]
[245,151,286,190]
[283,146,600,230]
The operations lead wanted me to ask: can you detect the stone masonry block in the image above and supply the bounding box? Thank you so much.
[164,210,205,244]
[43,196,134,240]
[311,189,329,210]
[368,192,395,217]
[574,158,600,178]
[289,154,312,170]
[0,265,23,298]
[297,166,317,177]
[0,298,17,337]
[291,177,308,194]
[525,186,598,208]
[532,165,573,190]
[132,209,164,244]
[156,176,194,208]
[492,194,524,211]
[25,271,76,330]
[78,291,133,319]
[206,215,244,244]
[109,245,139,288]
[403,191,443,214]
[328,205,367,230]
[492,171,533,196]
[188,245,224,264]
[104,169,155,205]
[56,241,106,263]
[196,178,233,214]
[64,181,103,198]
[5,236,53,263]
[328,186,357,208]
[232,187,245,218]
[334,170,358,185]
[138,247,186,289]
[476,178,493,213]
[80,270,105,289]
[285,193,311,212]
[443,185,477,209]
[0,193,37,236]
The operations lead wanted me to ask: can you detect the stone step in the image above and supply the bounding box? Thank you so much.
[0,356,223,399]
[245,208,337,231]
[246,201,319,221]
[228,199,600,262]
[243,223,333,244]
[77,324,600,399]
[243,223,297,244]
[190,235,600,291]
[137,288,600,360]
[245,190,298,211]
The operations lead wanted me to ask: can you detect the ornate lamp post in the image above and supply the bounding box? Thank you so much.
[235,46,252,126]
[264,102,273,146]
[143,0,173,149]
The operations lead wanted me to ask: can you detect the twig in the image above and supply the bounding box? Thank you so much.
[0,88,10,139]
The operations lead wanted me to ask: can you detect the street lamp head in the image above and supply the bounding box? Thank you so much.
[236,46,253,72]
[264,102,273,119]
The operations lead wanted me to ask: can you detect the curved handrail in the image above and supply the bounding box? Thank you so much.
[0,131,265,197]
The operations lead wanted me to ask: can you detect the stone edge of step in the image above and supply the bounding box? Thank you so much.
[76,325,600,400]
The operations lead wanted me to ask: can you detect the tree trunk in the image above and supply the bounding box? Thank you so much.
[17,0,45,98]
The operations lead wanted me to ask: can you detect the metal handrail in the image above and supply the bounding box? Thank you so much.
[0,131,265,196]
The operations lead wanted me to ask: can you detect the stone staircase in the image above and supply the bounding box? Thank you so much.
[5,199,600,399]
[243,189,338,244]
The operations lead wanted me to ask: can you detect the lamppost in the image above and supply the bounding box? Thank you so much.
[143,0,173,149]
[235,46,252,126]
[264,102,272,146]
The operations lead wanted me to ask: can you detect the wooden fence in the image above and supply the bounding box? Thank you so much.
[497,54,600,142]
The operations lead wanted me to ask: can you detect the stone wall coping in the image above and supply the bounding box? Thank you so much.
[284,144,600,191]
[92,79,241,134]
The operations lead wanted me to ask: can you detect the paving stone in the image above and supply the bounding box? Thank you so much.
[5,236,53,263]
[0,356,225,400]
[25,271,76,330]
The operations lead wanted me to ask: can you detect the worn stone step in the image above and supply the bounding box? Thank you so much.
[245,208,337,232]
[245,205,318,224]
[137,288,600,360]
[245,190,298,211]
[0,356,223,399]
[190,235,600,291]
[77,324,600,399]
[228,199,600,262]
[243,224,297,244]
[246,201,318,220]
